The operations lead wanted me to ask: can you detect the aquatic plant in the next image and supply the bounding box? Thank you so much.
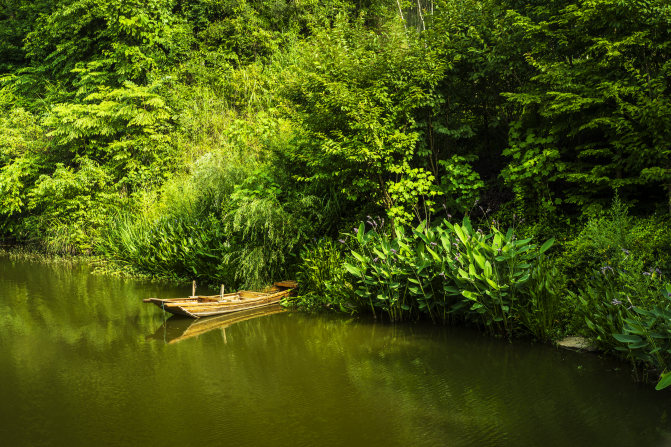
[340,216,555,335]
[289,238,357,312]
[575,272,671,390]
[517,254,566,341]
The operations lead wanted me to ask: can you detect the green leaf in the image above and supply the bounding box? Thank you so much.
[623,320,647,334]
[426,246,441,263]
[504,228,513,241]
[344,263,362,277]
[628,341,649,349]
[613,334,642,343]
[656,371,671,391]
[372,248,386,260]
[473,252,486,269]
[356,222,365,243]
[646,332,669,339]
[633,307,656,317]
[484,260,492,278]
[454,225,466,243]
[493,233,502,249]
[351,251,366,263]
[463,216,473,235]
[462,290,479,300]
[585,317,598,334]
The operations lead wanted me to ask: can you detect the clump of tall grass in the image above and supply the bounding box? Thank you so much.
[97,192,321,289]
[97,137,327,289]
[290,238,358,312]
[0,245,86,265]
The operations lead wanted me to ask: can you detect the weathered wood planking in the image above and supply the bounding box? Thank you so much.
[143,280,297,319]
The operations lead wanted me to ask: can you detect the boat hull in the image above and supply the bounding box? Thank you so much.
[143,283,296,319]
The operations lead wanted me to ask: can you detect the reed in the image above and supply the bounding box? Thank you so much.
[291,238,359,312]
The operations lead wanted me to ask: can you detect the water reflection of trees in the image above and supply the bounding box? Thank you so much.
[0,257,176,349]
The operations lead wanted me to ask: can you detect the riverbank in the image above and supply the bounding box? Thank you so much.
[289,206,671,390]
[3,0,671,391]
[4,211,671,393]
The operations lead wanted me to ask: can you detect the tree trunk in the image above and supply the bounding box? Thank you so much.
[417,0,426,31]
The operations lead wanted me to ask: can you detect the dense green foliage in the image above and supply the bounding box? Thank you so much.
[2,0,671,387]
[335,217,560,335]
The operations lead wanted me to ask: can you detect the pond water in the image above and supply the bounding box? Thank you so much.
[1,256,670,447]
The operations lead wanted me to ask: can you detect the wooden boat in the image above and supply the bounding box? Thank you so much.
[146,305,285,344]
[143,280,297,318]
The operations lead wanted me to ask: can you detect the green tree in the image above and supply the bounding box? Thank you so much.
[284,14,445,226]
[425,0,534,214]
[505,0,671,214]
[0,0,54,73]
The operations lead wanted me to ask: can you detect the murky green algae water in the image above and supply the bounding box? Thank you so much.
[1,256,670,447]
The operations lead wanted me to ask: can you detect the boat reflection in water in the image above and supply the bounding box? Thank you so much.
[146,305,285,345]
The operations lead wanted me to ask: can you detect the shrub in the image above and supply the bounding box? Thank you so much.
[558,196,671,291]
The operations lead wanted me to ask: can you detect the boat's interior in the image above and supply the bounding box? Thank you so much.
[143,281,297,310]
[146,290,285,307]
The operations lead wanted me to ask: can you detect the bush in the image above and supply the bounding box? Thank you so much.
[558,196,671,292]
[98,191,320,289]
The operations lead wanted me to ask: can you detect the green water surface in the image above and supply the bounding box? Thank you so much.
[1,256,670,447]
